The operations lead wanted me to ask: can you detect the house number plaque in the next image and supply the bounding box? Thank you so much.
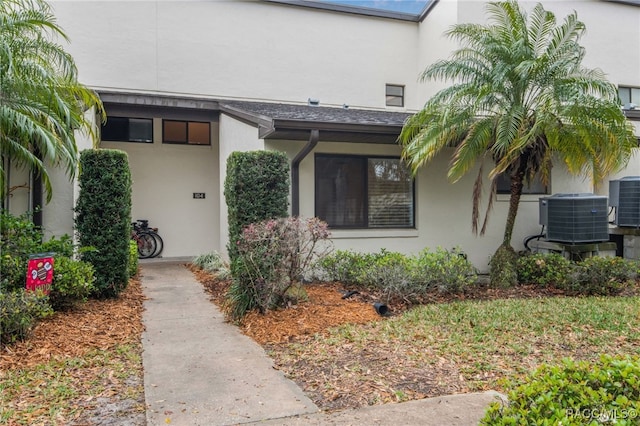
[193,193,206,199]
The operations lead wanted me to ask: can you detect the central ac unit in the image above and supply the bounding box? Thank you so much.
[539,193,609,244]
[609,176,640,228]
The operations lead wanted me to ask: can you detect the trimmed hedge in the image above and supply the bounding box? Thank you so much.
[482,355,640,424]
[75,149,132,297]
[223,150,289,262]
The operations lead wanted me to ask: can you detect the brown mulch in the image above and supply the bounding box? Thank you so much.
[194,267,383,345]
[1,276,146,426]
[1,277,145,370]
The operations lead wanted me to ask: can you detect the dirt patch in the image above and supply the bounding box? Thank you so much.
[1,276,146,425]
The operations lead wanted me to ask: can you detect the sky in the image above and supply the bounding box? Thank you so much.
[319,0,430,15]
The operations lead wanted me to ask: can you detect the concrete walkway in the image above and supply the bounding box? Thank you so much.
[140,261,504,426]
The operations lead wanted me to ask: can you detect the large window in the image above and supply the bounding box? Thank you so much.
[163,120,210,145]
[315,155,414,228]
[101,117,153,143]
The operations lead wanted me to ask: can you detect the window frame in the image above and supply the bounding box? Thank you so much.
[496,171,549,195]
[314,153,415,229]
[162,119,211,145]
[385,84,405,107]
[618,85,640,109]
[101,116,154,143]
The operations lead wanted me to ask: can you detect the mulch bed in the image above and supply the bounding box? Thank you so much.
[1,278,144,370]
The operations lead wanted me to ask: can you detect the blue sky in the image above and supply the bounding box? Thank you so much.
[319,0,429,14]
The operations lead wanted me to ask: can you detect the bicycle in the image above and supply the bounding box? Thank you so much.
[132,219,164,258]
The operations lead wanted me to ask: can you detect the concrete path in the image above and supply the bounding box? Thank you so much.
[140,261,504,426]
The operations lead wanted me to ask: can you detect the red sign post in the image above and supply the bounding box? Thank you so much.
[26,254,54,294]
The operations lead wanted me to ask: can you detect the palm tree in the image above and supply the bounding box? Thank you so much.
[400,0,636,286]
[0,0,103,202]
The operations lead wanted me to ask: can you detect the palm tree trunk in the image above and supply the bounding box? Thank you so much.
[503,172,524,247]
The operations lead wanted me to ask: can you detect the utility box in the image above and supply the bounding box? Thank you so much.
[539,193,609,244]
[609,176,640,228]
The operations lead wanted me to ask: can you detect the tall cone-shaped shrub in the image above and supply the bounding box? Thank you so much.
[75,149,132,297]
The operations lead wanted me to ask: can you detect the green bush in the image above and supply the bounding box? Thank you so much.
[482,355,640,425]
[224,150,289,263]
[315,250,379,285]
[0,210,42,291]
[49,257,95,310]
[128,240,138,278]
[0,289,52,346]
[315,247,476,302]
[412,247,477,294]
[75,149,132,297]
[40,234,74,258]
[516,252,573,287]
[561,256,638,296]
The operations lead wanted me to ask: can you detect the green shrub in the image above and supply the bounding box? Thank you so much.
[358,250,415,301]
[0,289,52,346]
[0,211,42,291]
[412,247,477,294]
[226,217,331,320]
[128,240,138,278]
[49,257,95,310]
[75,149,132,297]
[560,256,638,296]
[315,250,378,285]
[224,150,289,263]
[40,234,74,258]
[482,355,640,425]
[516,252,573,287]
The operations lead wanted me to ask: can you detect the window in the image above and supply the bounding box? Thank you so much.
[163,120,210,145]
[619,86,640,109]
[385,84,404,107]
[101,117,153,143]
[315,155,414,228]
[496,172,548,195]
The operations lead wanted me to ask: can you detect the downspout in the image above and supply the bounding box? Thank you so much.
[291,129,319,216]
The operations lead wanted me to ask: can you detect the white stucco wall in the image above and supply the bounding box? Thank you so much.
[52,0,418,110]
[101,118,220,258]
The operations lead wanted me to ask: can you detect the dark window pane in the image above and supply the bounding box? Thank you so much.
[129,118,153,142]
[315,156,366,227]
[497,172,548,195]
[188,121,210,145]
[163,120,187,143]
[101,117,129,141]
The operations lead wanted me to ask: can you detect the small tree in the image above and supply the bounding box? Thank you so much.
[75,149,132,297]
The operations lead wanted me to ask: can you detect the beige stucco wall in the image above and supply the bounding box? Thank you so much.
[52,0,418,111]
[101,118,220,258]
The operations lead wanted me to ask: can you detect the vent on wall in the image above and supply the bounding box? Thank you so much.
[539,194,609,244]
[609,176,640,228]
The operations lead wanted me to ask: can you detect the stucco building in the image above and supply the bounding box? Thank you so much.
[4,0,640,271]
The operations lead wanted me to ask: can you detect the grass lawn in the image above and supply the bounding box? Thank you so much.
[266,294,640,410]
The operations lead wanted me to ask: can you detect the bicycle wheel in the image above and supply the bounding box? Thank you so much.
[137,232,157,259]
[149,231,164,258]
